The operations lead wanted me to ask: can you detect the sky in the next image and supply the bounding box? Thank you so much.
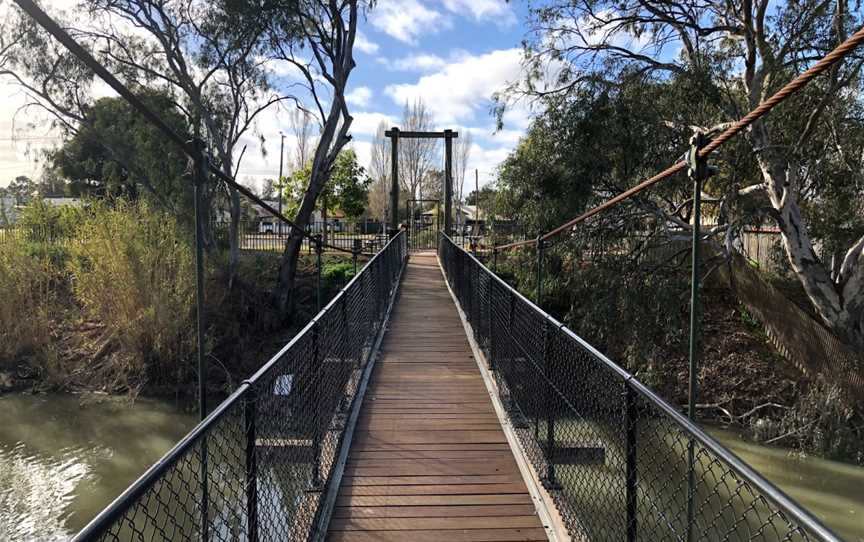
[0,0,535,194]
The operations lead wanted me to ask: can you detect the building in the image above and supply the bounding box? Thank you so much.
[0,197,17,225]
[421,204,487,233]
[42,197,83,208]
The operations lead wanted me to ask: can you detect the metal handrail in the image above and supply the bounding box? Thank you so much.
[73,231,407,541]
[439,232,842,542]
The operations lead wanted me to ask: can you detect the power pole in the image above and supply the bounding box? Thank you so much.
[278,132,285,224]
[475,169,479,236]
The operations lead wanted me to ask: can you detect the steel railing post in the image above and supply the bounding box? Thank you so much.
[625,383,637,542]
[311,321,322,489]
[315,235,323,314]
[536,237,544,308]
[187,137,210,542]
[244,386,258,542]
[488,281,496,370]
[686,132,713,542]
[541,319,560,489]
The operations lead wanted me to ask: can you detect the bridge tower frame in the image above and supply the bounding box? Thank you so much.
[385,127,458,238]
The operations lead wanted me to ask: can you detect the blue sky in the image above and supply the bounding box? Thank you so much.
[270,0,536,189]
[0,0,535,191]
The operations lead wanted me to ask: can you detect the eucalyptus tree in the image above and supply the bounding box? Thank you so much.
[265,0,366,317]
[0,0,293,283]
[503,0,864,350]
[51,93,190,208]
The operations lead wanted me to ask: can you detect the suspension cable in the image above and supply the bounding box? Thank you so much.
[496,25,864,251]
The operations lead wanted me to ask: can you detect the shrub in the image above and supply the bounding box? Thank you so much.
[0,240,55,364]
[17,198,82,243]
[68,201,196,385]
[322,261,355,286]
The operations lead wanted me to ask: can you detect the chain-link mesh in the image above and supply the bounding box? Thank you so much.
[439,234,841,542]
[73,232,407,542]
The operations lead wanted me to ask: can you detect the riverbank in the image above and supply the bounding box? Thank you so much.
[1,237,359,400]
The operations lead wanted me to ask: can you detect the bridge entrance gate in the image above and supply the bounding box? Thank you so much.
[406,198,440,251]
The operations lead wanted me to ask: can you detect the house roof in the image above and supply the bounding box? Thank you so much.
[421,204,484,220]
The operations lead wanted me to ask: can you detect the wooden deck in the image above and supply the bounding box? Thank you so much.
[326,253,548,542]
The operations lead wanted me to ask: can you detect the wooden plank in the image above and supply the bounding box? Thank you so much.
[331,505,538,518]
[339,483,530,497]
[352,430,508,445]
[326,254,546,540]
[347,457,517,467]
[329,517,542,531]
[348,450,514,460]
[343,462,517,477]
[326,528,549,541]
[335,494,534,506]
[339,475,524,486]
[345,442,511,452]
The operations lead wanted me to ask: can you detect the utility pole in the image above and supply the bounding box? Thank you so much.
[475,169,479,232]
[278,132,285,225]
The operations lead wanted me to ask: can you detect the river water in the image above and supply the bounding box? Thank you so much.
[709,427,864,542]
[0,395,862,541]
[0,394,196,541]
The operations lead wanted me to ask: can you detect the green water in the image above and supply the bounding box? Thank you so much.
[709,427,864,542]
[0,394,196,541]
[1,394,862,541]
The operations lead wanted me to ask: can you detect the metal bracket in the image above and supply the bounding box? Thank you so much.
[686,132,717,182]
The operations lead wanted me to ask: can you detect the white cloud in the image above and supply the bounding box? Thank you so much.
[368,0,449,44]
[350,140,373,170]
[346,86,373,108]
[355,31,379,54]
[385,48,523,125]
[441,0,516,27]
[379,53,448,72]
[348,111,398,138]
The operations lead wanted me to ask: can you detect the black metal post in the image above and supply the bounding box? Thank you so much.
[311,321,322,489]
[190,138,208,419]
[389,127,400,238]
[315,235,323,314]
[245,387,258,542]
[536,237,544,307]
[405,199,411,248]
[625,383,638,542]
[489,282,496,371]
[492,248,498,273]
[189,138,210,542]
[686,132,711,542]
[444,129,454,236]
[542,320,560,489]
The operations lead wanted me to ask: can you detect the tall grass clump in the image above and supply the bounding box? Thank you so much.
[68,201,195,386]
[0,240,55,364]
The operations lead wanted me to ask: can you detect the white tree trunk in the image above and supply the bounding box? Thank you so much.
[750,120,863,349]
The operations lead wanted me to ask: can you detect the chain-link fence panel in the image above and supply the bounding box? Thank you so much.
[74,232,407,542]
[439,233,841,542]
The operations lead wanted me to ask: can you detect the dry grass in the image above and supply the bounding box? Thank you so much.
[0,240,55,365]
[68,201,196,386]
